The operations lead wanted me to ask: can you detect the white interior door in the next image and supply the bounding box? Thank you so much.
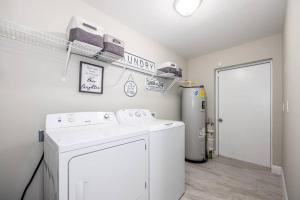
[218,62,271,167]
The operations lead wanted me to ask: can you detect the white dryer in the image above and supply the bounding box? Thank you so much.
[116,109,185,200]
[44,112,149,200]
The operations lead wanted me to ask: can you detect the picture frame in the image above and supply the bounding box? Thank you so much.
[79,62,104,94]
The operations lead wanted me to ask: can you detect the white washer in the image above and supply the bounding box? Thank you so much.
[116,109,185,200]
[44,112,149,200]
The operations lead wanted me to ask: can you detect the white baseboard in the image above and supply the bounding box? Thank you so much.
[271,165,288,200]
[271,165,283,175]
[282,169,288,200]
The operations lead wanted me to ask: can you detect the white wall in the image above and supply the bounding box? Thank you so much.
[283,0,300,199]
[187,34,283,166]
[0,0,187,199]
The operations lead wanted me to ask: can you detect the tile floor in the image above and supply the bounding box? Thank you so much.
[181,156,282,200]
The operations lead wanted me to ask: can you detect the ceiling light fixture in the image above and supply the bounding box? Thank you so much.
[174,0,203,17]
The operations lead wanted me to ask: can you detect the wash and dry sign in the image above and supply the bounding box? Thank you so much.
[122,52,156,72]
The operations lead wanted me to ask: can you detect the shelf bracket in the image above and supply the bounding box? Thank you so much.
[163,78,180,94]
[62,42,73,82]
[106,64,128,88]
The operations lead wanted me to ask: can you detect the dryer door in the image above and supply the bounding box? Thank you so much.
[68,139,147,200]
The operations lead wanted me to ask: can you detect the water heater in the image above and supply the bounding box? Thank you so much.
[181,85,206,162]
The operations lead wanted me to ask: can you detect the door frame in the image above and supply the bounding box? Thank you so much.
[214,59,273,167]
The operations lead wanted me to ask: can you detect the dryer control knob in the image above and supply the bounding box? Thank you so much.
[104,114,110,119]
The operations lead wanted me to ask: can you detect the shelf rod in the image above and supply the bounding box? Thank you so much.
[71,52,157,77]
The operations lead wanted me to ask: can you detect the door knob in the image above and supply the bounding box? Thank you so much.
[218,118,223,122]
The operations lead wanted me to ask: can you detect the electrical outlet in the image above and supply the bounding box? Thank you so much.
[38,130,44,142]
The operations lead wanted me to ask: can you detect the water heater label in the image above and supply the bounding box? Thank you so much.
[199,88,205,97]
[192,89,205,98]
[193,90,199,96]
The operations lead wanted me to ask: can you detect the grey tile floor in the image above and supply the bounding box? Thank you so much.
[181,156,282,200]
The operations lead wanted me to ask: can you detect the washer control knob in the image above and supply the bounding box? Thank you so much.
[135,111,141,117]
[104,114,110,119]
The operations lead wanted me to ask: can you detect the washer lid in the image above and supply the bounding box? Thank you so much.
[138,120,185,132]
[45,124,148,152]
[116,109,184,131]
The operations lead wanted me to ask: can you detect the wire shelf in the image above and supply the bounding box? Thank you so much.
[0,19,68,51]
[0,19,181,91]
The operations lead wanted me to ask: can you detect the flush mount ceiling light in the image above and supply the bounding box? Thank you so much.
[174,0,203,17]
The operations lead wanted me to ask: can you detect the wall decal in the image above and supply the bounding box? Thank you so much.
[124,74,137,97]
[145,77,165,90]
[79,62,104,94]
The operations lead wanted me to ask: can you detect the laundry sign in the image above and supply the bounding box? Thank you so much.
[122,52,156,72]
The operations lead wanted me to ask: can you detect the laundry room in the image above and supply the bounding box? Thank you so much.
[0,0,299,200]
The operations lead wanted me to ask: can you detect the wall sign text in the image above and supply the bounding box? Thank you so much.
[122,52,156,72]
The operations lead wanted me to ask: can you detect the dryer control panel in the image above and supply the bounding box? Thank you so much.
[46,112,117,129]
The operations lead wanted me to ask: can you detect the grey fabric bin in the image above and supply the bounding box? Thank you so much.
[102,34,125,57]
[157,67,177,74]
[69,28,104,48]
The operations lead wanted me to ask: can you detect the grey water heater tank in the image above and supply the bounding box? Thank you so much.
[181,85,206,162]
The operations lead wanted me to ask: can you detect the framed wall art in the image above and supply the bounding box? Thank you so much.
[79,62,104,94]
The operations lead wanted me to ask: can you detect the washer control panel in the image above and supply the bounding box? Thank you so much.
[46,112,117,129]
[116,109,154,124]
